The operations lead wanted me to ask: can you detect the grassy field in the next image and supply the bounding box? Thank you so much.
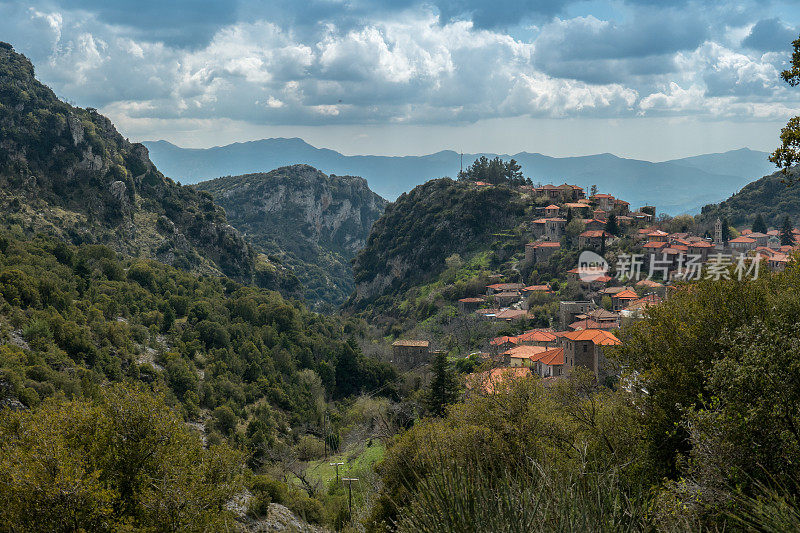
[304,440,385,485]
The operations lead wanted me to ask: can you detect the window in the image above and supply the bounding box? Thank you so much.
[583,344,587,352]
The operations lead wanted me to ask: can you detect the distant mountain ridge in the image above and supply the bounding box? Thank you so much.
[195,165,387,310]
[144,139,774,214]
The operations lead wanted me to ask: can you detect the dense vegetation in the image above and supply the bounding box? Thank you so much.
[0,231,402,528]
[369,262,800,530]
[0,385,243,531]
[700,166,800,228]
[196,165,386,310]
[0,42,298,294]
[348,178,529,320]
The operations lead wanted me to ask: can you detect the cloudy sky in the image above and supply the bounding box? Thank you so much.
[3,0,800,159]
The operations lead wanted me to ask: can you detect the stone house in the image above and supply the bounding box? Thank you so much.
[561,329,621,378]
[544,218,567,241]
[458,297,484,313]
[391,340,430,368]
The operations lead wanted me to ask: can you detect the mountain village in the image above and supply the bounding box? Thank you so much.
[393,181,800,392]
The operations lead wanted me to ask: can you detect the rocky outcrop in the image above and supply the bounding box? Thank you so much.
[196,165,387,309]
[0,43,298,293]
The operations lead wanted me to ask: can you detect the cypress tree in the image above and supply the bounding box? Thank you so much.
[426,351,459,417]
[781,215,795,246]
[752,214,767,234]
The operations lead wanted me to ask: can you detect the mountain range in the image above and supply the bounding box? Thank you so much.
[144,138,775,214]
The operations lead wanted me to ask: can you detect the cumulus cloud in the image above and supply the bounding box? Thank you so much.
[0,0,797,132]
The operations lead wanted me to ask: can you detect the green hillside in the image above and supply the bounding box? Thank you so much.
[700,166,800,228]
[0,42,297,294]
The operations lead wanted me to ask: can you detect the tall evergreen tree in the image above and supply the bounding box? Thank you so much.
[605,213,619,236]
[426,351,459,417]
[752,214,767,234]
[781,215,795,246]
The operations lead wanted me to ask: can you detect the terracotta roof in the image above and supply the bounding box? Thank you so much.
[490,335,518,346]
[613,289,639,299]
[591,193,614,199]
[587,308,620,320]
[749,232,768,238]
[487,283,524,290]
[392,340,429,347]
[503,345,549,360]
[740,229,752,235]
[493,291,522,298]
[729,236,756,243]
[517,330,557,343]
[545,204,560,210]
[580,230,611,238]
[533,242,561,248]
[563,329,621,346]
[495,309,529,320]
[647,230,669,237]
[522,285,551,292]
[625,294,662,311]
[688,240,713,248]
[539,348,565,366]
[458,297,485,303]
[568,318,604,330]
[643,241,668,249]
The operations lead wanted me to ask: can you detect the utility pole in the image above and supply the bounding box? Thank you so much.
[329,462,344,483]
[343,477,359,521]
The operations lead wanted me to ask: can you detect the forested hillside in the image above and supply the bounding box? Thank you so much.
[347,179,529,320]
[0,42,297,294]
[0,232,399,528]
[196,165,386,310]
[700,166,800,227]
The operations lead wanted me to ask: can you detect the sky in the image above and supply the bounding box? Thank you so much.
[2,0,800,160]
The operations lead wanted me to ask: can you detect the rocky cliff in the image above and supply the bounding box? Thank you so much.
[196,165,386,309]
[0,42,298,294]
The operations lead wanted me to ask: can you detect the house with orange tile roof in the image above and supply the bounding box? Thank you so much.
[561,329,621,378]
[544,204,561,217]
[525,241,561,263]
[503,345,549,367]
[642,240,668,251]
[611,289,639,311]
[590,193,615,211]
[521,284,552,296]
[486,282,524,295]
[729,236,756,252]
[579,229,613,249]
[536,348,565,377]
[687,240,714,261]
[516,329,558,347]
